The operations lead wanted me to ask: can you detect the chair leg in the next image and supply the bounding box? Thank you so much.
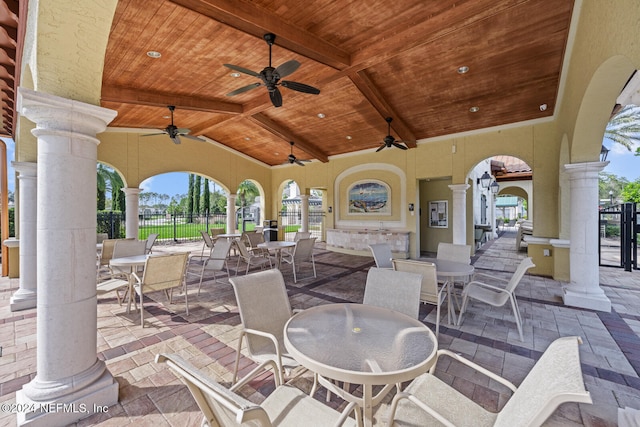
[510,296,524,341]
[197,263,206,295]
[435,303,441,338]
[457,293,470,326]
[232,335,245,385]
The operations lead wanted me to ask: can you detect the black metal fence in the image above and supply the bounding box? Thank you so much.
[599,202,638,271]
[278,209,325,241]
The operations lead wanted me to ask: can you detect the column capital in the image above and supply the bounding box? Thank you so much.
[18,87,117,135]
[11,161,37,177]
[448,183,470,193]
[121,187,142,196]
[563,161,609,177]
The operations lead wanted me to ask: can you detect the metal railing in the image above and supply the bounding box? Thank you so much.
[599,203,638,271]
[279,210,325,241]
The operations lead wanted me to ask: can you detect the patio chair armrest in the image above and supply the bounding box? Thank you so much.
[471,272,509,283]
[429,349,517,392]
[387,391,457,427]
[332,401,360,427]
[229,359,281,391]
[464,280,511,295]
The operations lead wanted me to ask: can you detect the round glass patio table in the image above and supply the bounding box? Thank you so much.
[257,241,296,268]
[284,303,437,427]
[424,257,475,324]
[110,254,149,313]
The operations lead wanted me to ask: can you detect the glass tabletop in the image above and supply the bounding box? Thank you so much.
[284,303,437,385]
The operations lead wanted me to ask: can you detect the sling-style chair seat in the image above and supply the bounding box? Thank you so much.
[188,238,232,295]
[96,237,133,281]
[363,267,422,319]
[109,239,147,279]
[280,237,317,283]
[228,269,302,386]
[156,353,359,427]
[131,252,189,328]
[386,336,592,427]
[368,243,394,269]
[458,257,535,341]
[392,259,448,337]
[199,230,215,258]
[144,233,159,254]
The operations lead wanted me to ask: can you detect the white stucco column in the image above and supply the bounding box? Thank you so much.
[562,161,611,312]
[122,187,141,239]
[227,194,237,233]
[449,184,470,245]
[299,194,309,232]
[10,162,37,311]
[15,88,119,426]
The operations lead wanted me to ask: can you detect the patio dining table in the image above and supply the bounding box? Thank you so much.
[424,257,475,324]
[257,240,296,269]
[110,254,150,314]
[284,303,437,427]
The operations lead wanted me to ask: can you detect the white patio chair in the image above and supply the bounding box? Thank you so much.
[363,267,422,319]
[234,238,272,275]
[436,242,471,264]
[228,269,305,387]
[110,239,147,279]
[368,243,394,269]
[392,259,448,336]
[188,238,232,295]
[294,231,311,241]
[96,237,135,281]
[458,257,536,341]
[156,353,359,427]
[131,252,189,328]
[386,336,592,427]
[144,233,159,254]
[280,237,317,282]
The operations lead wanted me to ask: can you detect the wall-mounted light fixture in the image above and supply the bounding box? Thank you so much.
[600,145,610,162]
[477,171,491,189]
[490,180,500,195]
[328,206,332,213]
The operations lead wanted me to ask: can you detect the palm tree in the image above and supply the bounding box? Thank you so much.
[605,104,640,151]
[237,180,259,230]
[97,164,124,211]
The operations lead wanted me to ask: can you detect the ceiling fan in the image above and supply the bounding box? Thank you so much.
[224,33,321,108]
[283,141,311,166]
[376,117,409,152]
[142,105,205,144]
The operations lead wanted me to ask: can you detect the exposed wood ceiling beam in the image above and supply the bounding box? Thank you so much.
[101,86,243,114]
[168,0,350,70]
[350,71,416,147]
[248,113,329,162]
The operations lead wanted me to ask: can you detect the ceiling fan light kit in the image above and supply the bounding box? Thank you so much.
[142,105,205,144]
[224,33,320,108]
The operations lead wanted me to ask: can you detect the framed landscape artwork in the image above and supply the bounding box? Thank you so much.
[348,180,391,215]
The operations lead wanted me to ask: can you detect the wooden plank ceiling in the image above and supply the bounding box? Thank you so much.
[2,1,576,167]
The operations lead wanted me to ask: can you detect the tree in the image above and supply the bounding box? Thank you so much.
[194,175,201,214]
[236,180,259,230]
[97,164,124,211]
[620,180,640,203]
[605,104,640,151]
[202,178,210,213]
[187,174,195,222]
[599,172,629,201]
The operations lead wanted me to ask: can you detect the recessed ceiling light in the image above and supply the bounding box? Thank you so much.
[539,103,548,111]
[244,137,251,141]
[469,106,480,113]
[346,135,352,140]
[457,66,469,74]
[230,72,241,78]
[317,113,325,118]
[146,51,161,59]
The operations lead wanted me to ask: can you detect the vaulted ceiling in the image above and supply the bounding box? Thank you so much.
[2,0,576,167]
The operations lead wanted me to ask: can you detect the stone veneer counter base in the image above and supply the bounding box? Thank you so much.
[326,228,409,258]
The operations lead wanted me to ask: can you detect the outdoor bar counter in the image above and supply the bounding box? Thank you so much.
[326,228,409,258]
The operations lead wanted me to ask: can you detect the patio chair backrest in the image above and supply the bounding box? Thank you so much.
[368,243,394,269]
[364,267,422,319]
[245,231,265,248]
[96,233,108,244]
[141,253,188,293]
[293,231,311,241]
[392,259,439,304]
[200,230,214,249]
[210,228,225,240]
[156,353,273,427]
[494,336,592,427]
[145,233,159,253]
[113,239,147,259]
[229,269,292,357]
[504,257,535,294]
[436,242,471,264]
[292,237,316,262]
[206,239,232,270]
[99,238,134,266]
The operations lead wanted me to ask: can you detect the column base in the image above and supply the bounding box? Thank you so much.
[16,369,118,426]
[562,286,611,312]
[10,289,37,311]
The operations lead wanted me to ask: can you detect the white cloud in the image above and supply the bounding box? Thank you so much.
[140,177,154,192]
